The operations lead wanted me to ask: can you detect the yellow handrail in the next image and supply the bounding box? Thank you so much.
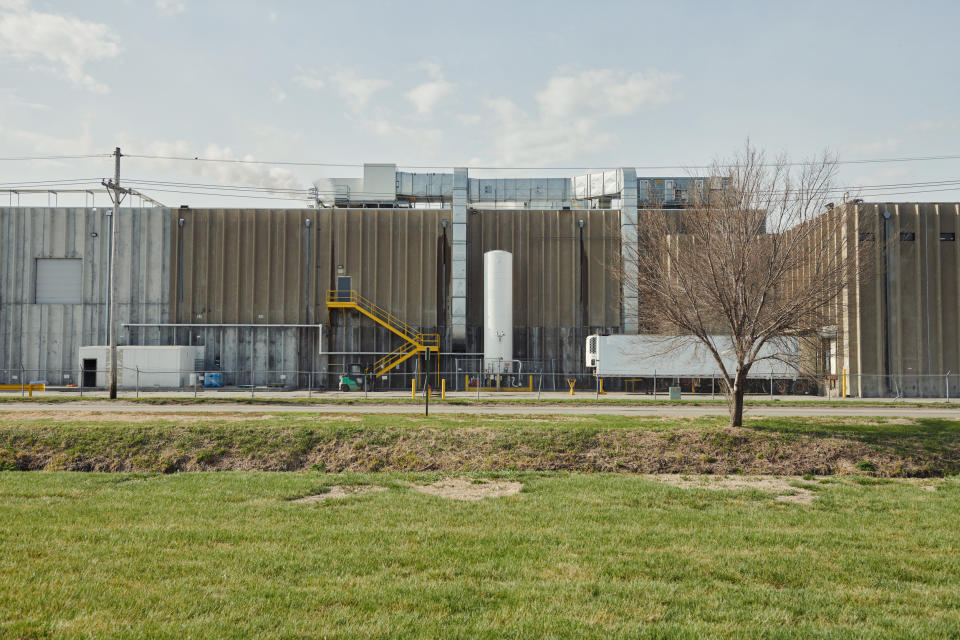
[374,342,416,372]
[327,289,439,375]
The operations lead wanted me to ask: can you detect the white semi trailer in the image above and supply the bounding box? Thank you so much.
[585,334,813,394]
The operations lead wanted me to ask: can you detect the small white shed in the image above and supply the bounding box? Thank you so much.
[78,346,194,388]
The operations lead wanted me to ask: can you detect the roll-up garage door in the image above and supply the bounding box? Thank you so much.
[35,258,82,303]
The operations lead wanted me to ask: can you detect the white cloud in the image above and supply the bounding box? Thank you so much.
[0,88,50,111]
[405,61,455,115]
[292,67,325,90]
[329,69,389,111]
[292,67,389,111]
[268,11,278,23]
[484,68,680,165]
[536,69,679,121]
[271,87,287,103]
[138,140,305,195]
[456,113,482,126]
[155,0,185,16]
[0,4,120,93]
[485,97,612,166]
[366,118,442,147]
[405,79,454,115]
[0,119,96,156]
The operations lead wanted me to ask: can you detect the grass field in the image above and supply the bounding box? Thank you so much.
[1,413,959,476]
[1,471,958,639]
[3,414,959,637]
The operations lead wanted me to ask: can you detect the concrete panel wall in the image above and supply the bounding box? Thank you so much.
[846,203,960,396]
[0,207,171,383]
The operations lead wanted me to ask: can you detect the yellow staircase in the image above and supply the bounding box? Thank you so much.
[326,290,439,376]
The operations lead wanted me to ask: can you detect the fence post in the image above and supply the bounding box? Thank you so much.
[251,365,255,398]
[20,366,24,397]
[136,367,140,399]
[193,370,198,399]
[769,372,773,400]
[537,371,543,400]
[653,370,657,399]
[946,372,951,403]
[308,370,313,399]
[477,367,481,400]
[711,375,715,400]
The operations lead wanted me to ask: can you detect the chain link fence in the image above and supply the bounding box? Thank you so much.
[2,366,959,400]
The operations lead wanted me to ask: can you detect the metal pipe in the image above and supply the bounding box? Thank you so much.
[882,210,893,393]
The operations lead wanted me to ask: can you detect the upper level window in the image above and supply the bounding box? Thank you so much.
[941,232,955,241]
[900,232,916,241]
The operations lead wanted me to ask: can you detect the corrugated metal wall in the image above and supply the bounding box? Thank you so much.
[1,206,626,385]
[466,209,621,374]
[169,208,452,384]
[0,207,170,383]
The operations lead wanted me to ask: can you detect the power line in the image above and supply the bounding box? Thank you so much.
[0,154,111,161]
[123,152,960,171]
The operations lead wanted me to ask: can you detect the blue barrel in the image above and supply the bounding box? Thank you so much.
[204,372,223,388]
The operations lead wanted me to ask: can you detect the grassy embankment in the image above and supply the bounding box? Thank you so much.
[1,413,958,476]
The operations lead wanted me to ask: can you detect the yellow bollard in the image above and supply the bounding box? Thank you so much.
[441,379,446,399]
[567,378,576,395]
[598,378,606,395]
[411,379,416,398]
[841,368,847,398]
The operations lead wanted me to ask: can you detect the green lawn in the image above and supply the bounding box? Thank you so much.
[1,471,958,639]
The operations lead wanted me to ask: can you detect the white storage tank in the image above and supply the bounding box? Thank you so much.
[483,250,513,374]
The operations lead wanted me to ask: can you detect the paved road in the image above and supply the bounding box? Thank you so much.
[1,402,958,418]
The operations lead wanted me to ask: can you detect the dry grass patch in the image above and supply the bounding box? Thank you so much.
[411,477,523,501]
[650,474,816,504]
[292,485,387,502]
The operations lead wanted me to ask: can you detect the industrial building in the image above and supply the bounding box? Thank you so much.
[825,201,960,397]
[1,163,958,396]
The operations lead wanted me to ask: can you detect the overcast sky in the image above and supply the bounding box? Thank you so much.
[1,0,958,207]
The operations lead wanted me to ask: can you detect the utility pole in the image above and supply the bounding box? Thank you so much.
[102,147,130,399]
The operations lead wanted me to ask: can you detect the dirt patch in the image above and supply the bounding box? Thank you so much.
[650,474,815,504]
[293,485,387,502]
[411,477,522,501]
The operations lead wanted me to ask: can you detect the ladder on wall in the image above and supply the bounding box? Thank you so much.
[326,290,439,376]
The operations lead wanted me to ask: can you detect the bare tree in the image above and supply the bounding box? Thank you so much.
[622,142,871,426]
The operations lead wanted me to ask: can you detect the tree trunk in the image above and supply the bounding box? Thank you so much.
[729,371,747,427]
